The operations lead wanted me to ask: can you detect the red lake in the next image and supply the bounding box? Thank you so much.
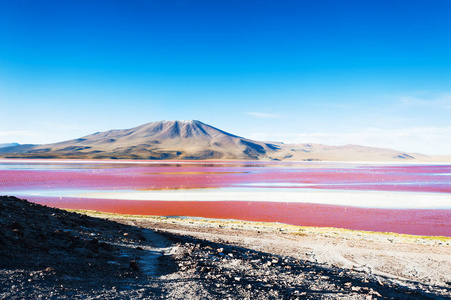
[1,159,450,237]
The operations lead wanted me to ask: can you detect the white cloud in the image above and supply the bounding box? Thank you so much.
[399,92,451,109]
[246,112,281,119]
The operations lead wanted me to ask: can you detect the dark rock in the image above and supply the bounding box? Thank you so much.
[129,260,139,271]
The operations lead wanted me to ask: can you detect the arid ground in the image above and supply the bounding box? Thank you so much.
[1,196,450,299]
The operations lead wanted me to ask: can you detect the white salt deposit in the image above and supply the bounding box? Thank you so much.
[74,188,451,209]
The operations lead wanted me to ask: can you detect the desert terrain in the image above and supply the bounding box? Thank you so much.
[1,196,450,299]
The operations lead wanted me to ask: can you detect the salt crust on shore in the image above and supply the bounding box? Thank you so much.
[73,189,451,209]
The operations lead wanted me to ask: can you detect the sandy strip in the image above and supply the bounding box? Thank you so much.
[73,189,451,209]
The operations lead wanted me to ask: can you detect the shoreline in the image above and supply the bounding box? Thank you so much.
[24,195,451,237]
[77,208,451,291]
[1,158,451,164]
[69,208,451,242]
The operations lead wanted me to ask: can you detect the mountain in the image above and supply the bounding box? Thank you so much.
[0,120,281,160]
[0,143,19,149]
[0,120,437,161]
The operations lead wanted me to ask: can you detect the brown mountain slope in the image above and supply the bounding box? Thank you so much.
[0,120,442,161]
[278,143,431,161]
[0,120,281,160]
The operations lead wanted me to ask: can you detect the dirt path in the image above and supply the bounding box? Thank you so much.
[119,220,173,276]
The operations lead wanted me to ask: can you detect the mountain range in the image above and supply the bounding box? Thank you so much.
[0,120,444,161]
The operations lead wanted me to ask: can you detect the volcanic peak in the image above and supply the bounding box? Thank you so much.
[0,120,437,161]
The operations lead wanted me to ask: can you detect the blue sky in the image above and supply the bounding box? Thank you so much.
[1,0,451,154]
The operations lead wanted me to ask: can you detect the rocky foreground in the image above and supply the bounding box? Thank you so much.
[1,196,450,299]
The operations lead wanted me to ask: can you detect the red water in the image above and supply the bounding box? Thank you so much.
[2,163,451,193]
[1,160,450,236]
[26,196,451,237]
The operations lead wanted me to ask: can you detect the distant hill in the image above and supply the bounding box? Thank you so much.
[0,143,19,149]
[0,120,442,161]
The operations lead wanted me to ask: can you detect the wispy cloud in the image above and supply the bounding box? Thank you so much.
[399,92,451,109]
[246,112,281,119]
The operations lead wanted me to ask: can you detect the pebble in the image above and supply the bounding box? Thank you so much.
[129,260,139,271]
